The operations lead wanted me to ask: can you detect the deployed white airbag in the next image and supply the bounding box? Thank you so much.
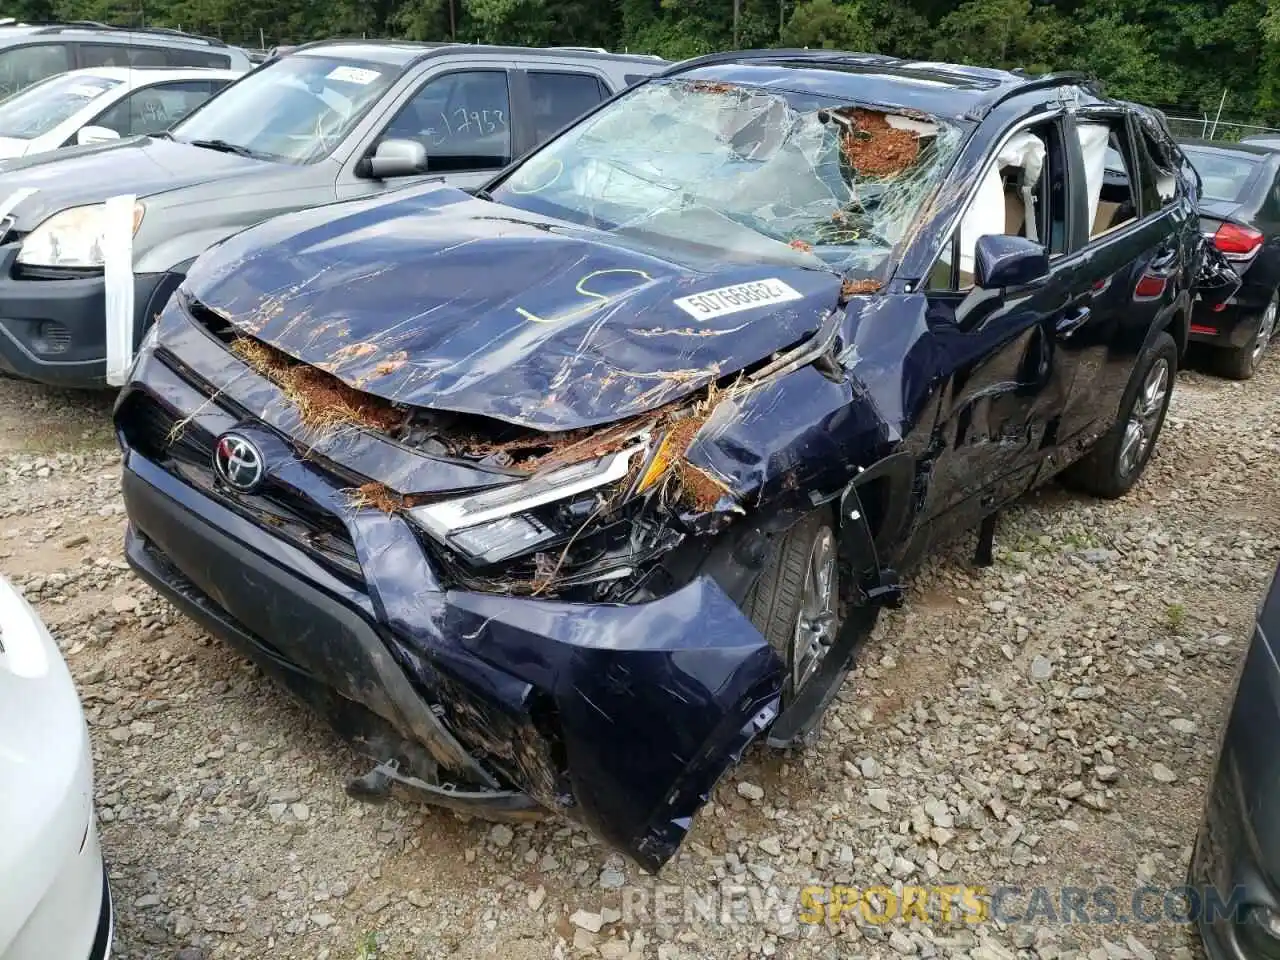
[956,130,1046,277]
[1076,122,1111,234]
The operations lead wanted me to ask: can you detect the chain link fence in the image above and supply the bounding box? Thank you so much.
[1157,109,1280,143]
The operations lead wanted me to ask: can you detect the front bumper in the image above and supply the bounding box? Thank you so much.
[1189,563,1280,960]
[0,246,182,387]
[118,406,781,870]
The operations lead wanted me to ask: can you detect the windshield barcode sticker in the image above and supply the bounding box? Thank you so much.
[673,279,804,320]
[326,66,381,85]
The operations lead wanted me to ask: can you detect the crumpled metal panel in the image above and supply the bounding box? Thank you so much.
[181,80,963,432]
[344,506,784,874]
[181,185,842,432]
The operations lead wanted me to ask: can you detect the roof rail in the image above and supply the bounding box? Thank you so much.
[966,70,1095,119]
[546,45,609,53]
[659,48,877,77]
[30,22,227,46]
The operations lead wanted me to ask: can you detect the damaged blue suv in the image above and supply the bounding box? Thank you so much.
[113,50,1238,871]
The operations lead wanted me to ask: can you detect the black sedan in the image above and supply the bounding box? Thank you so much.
[1179,138,1280,379]
[1190,559,1280,958]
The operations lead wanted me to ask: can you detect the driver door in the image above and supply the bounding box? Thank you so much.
[336,66,515,201]
[920,113,1090,539]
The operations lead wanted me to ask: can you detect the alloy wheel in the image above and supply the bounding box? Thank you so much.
[1117,358,1170,479]
[792,527,838,694]
[1252,294,1278,366]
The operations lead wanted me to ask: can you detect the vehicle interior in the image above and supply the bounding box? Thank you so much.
[930,118,1067,290]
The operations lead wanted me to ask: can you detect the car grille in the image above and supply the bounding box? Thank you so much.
[118,391,364,583]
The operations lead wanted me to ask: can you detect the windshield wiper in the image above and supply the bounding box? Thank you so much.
[185,138,256,158]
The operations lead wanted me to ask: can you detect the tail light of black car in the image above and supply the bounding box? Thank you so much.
[1212,222,1265,261]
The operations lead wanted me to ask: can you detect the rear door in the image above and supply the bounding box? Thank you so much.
[1051,108,1189,450]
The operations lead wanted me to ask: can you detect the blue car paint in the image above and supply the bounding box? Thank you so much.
[113,53,1237,872]
[183,185,845,431]
[121,430,781,871]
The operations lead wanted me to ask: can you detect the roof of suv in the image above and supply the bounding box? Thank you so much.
[74,65,244,83]
[0,22,232,50]
[288,38,670,69]
[658,50,1094,121]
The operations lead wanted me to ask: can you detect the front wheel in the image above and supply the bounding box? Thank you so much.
[744,509,879,747]
[743,511,840,704]
[1217,290,1277,381]
[1062,331,1177,499]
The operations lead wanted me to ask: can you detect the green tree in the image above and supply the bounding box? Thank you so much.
[780,0,871,50]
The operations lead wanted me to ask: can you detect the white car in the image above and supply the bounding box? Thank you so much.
[0,574,112,960]
[0,64,244,160]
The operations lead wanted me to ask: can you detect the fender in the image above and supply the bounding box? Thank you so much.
[134,224,256,276]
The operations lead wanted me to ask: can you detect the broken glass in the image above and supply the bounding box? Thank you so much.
[493,78,968,279]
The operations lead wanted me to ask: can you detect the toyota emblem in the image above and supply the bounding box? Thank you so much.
[213,433,266,492]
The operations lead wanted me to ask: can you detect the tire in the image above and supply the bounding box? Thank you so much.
[1216,289,1277,381]
[1062,330,1177,499]
[742,509,840,708]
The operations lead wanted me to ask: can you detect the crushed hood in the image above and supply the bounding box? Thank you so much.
[0,135,269,229]
[183,185,844,432]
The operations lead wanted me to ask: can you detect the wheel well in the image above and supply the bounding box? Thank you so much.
[1170,305,1190,363]
[853,476,889,546]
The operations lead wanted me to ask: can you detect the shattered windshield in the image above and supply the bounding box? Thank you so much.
[492,78,968,276]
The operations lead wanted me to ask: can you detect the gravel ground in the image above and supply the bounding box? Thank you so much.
[4,351,1277,960]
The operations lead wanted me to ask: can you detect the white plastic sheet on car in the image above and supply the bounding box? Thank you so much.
[103,193,136,386]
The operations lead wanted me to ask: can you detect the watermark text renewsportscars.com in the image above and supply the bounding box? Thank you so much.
[612,883,1248,927]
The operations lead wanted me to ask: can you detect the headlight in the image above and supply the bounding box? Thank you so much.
[17,201,145,268]
[409,441,663,565]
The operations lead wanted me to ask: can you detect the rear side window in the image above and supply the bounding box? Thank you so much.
[527,71,606,142]
[0,44,71,97]
[1131,122,1179,213]
[164,47,230,69]
[80,44,131,67]
[1075,117,1139,239]
[1181,147,1259,203]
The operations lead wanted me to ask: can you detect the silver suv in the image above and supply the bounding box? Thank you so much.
[0,22,253,97]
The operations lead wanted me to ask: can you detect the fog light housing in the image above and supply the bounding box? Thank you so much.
[32,320,70,355]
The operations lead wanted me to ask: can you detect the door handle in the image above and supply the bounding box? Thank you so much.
[1056,306,1091,338]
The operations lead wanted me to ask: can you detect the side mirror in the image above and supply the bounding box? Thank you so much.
[974,234,1049,290]
[76,125,120,145]
[362,138,429,179]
